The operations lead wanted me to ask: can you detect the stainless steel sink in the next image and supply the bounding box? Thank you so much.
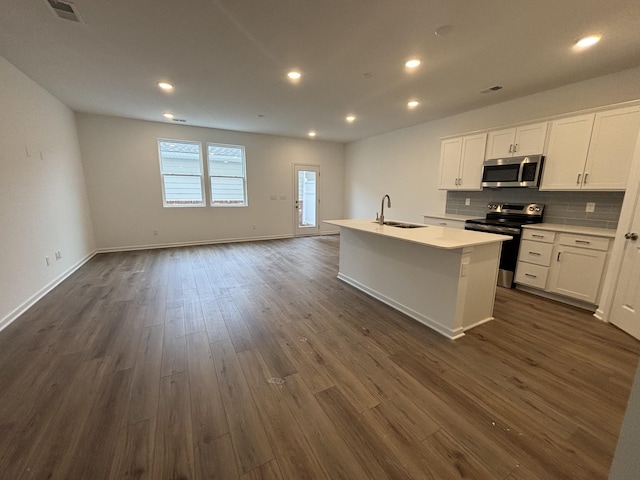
[373,221,427,229]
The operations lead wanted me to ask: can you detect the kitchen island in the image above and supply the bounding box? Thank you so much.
[324,219,511,339]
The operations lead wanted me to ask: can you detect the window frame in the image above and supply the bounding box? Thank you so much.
[157,139,206,208]
[206,142,248,208]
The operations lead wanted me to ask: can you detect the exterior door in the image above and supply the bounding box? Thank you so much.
[294,165,320,236]
[610,192,640,340]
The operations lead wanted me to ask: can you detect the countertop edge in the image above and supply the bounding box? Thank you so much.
[523,223,616,238]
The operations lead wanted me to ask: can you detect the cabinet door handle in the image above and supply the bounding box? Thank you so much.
[509,144,513,153]
[576,173,582,185]
[575,240,591,245]
[557,252,562,261]
[528,251,541,256]
[525,273,537,278]
[584,173,589,184]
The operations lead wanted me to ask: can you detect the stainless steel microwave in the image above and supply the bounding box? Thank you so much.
[481,155,544,188]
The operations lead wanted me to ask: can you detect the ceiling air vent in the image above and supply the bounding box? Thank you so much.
[480,85,503,94]
[45,0,83,23]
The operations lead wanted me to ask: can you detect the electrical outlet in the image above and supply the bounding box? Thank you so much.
[465,198,471,206]
[252,224,257,230]
[153,230,158,236]
[45,256,51,266]
[586,202,596,213]
[270,194,277,200]
[55,250,62,260]
[280,194,286,200]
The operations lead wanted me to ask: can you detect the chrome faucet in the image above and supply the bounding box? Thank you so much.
[379,194,391,225]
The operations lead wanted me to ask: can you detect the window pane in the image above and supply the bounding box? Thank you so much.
[208,144,244,177]
[159,141,202,175]
[163,175,204,206]
[211,177,246,206]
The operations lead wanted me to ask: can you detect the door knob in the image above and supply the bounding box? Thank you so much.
[624,232,638,240]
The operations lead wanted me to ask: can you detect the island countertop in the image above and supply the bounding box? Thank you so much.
[324,219,511,250]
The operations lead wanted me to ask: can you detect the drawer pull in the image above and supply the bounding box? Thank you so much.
[531,234,544,239]
[557,252,562,261]
[575,240,591,245]
[439,222,447,226]
[528,251,541,256]
[525,273,537,278]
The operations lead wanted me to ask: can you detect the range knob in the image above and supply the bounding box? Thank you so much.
[535,207,541,212]
[528,206,534,211]
[487,204,492,208]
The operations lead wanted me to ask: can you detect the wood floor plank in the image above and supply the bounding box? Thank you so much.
[161,306,187,377]
[194,434,239,480]
[109,418,157,480]
[210,340,274,475]
[241,460,283,480]
[153,372,196,480]
[125,324,164,426]
[237,348,328,480]
[186,332,228,445]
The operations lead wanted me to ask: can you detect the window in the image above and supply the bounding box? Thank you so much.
[207,143,247,207]
[158,140,204,207]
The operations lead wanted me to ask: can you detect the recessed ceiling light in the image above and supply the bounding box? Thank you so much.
[308,131,317,137]
[163,112,174,119]
[575,34,601,48]
[287,70,302,80]
[405,59,421,69]
[407,100,420,109]
[345,115,356,123]
[158,82,174,91]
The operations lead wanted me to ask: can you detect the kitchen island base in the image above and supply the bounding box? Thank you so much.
[334,226,503,339]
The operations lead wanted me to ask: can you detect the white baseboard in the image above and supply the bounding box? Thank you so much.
[96,234,295,253]
[0,249,98,333]
[337,272,465,340]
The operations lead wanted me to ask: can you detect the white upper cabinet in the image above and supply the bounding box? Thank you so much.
[439,133,487,190]
[583,106,640,190]
[540,114,595,190]
[485,122,548,159]
[541,106,640,191]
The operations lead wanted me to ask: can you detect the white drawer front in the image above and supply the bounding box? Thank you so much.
[523,229,556,243]
[519,240,553,266]
[557,233,610,251]
[422,217,466,229]
[515,262,549,289]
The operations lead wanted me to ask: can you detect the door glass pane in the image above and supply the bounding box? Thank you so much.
[297,171,317,228]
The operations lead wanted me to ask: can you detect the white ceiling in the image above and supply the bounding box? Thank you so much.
[1,0,640,143]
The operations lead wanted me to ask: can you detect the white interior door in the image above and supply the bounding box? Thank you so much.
[610,192,640,340]
[294,165,320,236]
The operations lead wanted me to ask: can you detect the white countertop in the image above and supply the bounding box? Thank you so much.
[422,213,477,221]
[523,223,617,238]
[325,219,511,250]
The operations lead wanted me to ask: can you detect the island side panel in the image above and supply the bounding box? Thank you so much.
[336,228,464,338]
[460,242,502,331]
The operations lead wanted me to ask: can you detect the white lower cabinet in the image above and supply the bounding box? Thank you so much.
[515,227,612,306]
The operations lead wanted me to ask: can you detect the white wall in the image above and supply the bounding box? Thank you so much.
[0,57,96,330]
[345,66,640,222]
[76,114,345,250]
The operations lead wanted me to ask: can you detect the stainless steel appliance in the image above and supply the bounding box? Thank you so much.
[481,155,544,188]
[465,203,544,287]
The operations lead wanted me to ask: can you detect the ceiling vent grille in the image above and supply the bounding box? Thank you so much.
[480,85,503,94]
[45,0,83,23]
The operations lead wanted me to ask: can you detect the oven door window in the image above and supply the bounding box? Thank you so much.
[482,164,520,183]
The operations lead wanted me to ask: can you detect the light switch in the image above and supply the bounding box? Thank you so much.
[586,202,596,212]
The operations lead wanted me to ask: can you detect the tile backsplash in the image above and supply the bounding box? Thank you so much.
[446,190,624,230]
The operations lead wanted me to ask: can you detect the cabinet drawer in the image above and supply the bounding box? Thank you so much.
[557,233,610,251]
[522,229,556,243]
[422,217,466,229]
[519,240,553,266]
[515,262,549,289]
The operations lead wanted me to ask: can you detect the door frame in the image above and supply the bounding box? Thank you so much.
[292,164,321,237]
[598,129,640,329]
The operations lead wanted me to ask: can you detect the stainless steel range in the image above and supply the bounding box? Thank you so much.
[464,203,544,288]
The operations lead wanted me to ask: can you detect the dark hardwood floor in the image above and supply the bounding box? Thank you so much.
[0,235,638,479]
